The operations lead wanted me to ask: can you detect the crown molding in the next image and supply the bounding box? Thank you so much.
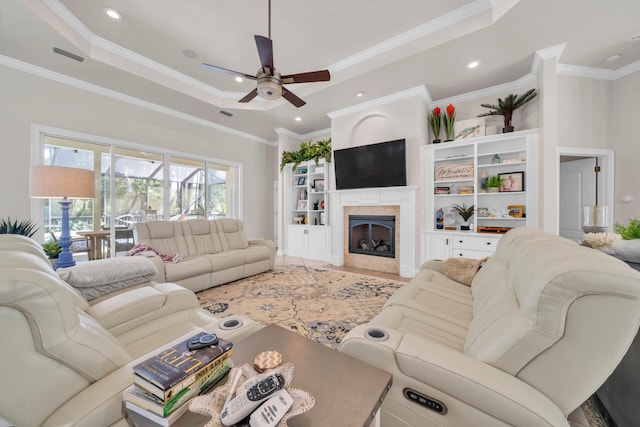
[557,64,616,80]
[0,55,274,146]
[614,59,640,80]
[329,0,494,74]
[327,86,431,119]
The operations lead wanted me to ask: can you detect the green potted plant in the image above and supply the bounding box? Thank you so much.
[443,104,455,141]
[477,88,538,133]
[42,240,61,269]
[612,219,640,263]
[485,175,504,193]
[280,138,332,172]
[428,106,442,144]
[451,203,475,230]
[0,217,38,237]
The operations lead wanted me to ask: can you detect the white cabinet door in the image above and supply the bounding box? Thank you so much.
[307,227,327,253]
[422,233,449,262]
[287,226,306,252]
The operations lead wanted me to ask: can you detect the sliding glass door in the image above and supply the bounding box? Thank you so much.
[39,133,240,259]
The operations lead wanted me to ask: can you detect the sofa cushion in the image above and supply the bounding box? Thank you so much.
[135,221,193,257]
[164,256,213,282]
[206,250,247,271]
[57,257,159,301]
[182,219,223,255]
[465,228,640,375]
[216,219,249,250]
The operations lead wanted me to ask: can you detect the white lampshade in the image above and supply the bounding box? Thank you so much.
[30,166,95,199]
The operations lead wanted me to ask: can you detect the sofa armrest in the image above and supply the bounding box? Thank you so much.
[132,251,167,281]
[42,332,205,427]
[340,326,569,427]
[86,283,200,334]
[249,239,276,268]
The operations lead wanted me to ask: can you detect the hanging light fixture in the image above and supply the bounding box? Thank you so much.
[582,158,608,233]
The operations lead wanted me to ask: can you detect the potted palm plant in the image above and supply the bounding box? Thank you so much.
[0,217,38,237]
[485,175,503,193]
[477,89,538,133]
[451,203,474,230]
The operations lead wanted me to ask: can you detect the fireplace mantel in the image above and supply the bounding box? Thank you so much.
[329,186,417,277]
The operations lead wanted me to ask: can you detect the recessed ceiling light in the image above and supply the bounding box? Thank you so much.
[356,91,365,97]
[104,8,122,20]
[604,54,621,63]
[467,61,480,69]
[182,49,197,59]
[295,117,302,122]
[235,76,243,83]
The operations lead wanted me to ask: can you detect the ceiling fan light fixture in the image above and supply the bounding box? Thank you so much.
[257,70,282,100]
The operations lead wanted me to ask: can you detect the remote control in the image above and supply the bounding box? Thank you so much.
[249,389,293,427]
[220,373,286,426]
[187,333,218,351]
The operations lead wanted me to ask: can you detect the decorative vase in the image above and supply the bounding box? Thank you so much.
[49,258,58,270]
[460,223,471,231]
[492,154,501,164]
[503,126,514,133]
[488,187,500,193]
[432,139,441,144]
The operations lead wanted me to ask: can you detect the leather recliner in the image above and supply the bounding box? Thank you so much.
[0,234,263,427]
[339,227,640,427]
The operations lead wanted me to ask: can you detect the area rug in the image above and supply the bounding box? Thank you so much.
[196,264,404,349]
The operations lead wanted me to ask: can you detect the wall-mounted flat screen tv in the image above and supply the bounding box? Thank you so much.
[334,139,407,190]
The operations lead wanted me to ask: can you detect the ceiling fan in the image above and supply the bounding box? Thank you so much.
[201,0,330,108]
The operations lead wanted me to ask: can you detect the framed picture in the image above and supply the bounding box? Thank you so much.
[498,171,524,192]
[297,200,308,210]
[454,117,485,140]
[314,179,325,191]
[434,162,474,181]
[508,205,524,218]
[477,207,490,217]
[297,176,306,186]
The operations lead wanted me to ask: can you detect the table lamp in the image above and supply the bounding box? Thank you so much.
[30,166,95,268]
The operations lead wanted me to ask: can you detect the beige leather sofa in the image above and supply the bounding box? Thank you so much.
[0,234,263,427]
[339,227,640,427]
[133,218,275,292]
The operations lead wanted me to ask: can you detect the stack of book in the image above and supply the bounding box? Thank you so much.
[123,332,233,426]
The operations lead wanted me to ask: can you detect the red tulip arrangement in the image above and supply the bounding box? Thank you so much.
[443,104,456,141]
[428,107,442,142]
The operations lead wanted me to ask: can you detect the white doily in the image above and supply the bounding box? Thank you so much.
[189,362,315,427]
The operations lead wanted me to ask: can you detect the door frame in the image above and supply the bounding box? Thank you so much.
[556,147,615,234]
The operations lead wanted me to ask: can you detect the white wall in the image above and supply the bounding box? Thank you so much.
[0,65,276,239]
[611,71,640,223]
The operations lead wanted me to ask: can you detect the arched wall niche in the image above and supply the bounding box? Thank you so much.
[348,114,395,147]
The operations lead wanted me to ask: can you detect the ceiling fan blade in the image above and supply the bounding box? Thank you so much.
[281,70,330,84]
[255,35,274,74]
[201,63,257,80]
[282,87,306,108]
[239,88,259,103]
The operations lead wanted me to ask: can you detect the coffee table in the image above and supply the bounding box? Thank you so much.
[124,324,392,427]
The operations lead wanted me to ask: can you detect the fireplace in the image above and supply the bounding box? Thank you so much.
[348,215,395,258]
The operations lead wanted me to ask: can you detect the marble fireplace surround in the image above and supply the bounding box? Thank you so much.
[329,186,416,278]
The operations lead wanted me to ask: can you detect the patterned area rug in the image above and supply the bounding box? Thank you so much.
[196,264,404,349]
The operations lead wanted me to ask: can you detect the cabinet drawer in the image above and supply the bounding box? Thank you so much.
[451,236,499,252]
[451,249,493,259]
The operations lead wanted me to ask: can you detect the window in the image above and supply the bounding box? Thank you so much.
[37,131,241,258]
